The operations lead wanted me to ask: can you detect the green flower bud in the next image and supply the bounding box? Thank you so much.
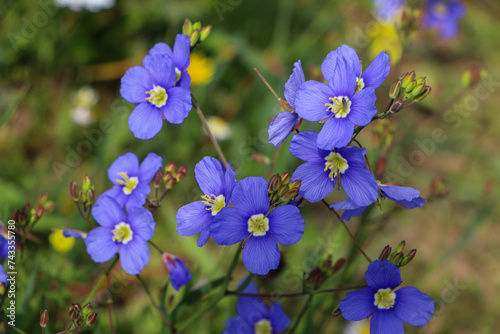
[189,29,200,47]
[200,25,212,42]
[82,175,91,192]
[399,249,417,267]
[268,174,281,194]
[182,18,193,36]
[192,21,202,31]
[401,71,416,89]
[40,308,49,328]
[277,184,289,197]
[413,86,432,102]
[281,172,291,184]
[405,80,417,93]
[394,240,406,254]
[378,245,392,261]
[411,83,427,97]
[389,80,401,99]
[282,188,299,202]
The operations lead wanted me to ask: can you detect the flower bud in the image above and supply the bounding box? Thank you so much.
[400,249,417,267]
[175,166,188,182]
[82,303,94,316]
[401,71,416,89]
[390,252,404,266]
[69,303,81,320]
[415,76,426,86]
[87,188,95,205]
[281,172,291,185]
[82,175,91,192]
[389,80,401,99]
[40,308,49,328]
[378,245,392,261]
[87,312,97,325]
[405,80,417,93]
[277,184,289,197]
[389,101,404,113]
[413,86,431,102]
[70,182,79,201]
[192,21,202,31]
[332,307,341,317]
[282,188,299,202]
[411,83,426,97]
[268,174,281,194]
[189,29,200,47]
[153,170,163,189]
[165,162,177,173]
[394,240,406,254]
[251,152,271,165]
[182,18,193,36]
[200,25,212,42]
[165,177,177,189]
[289,180,301,190]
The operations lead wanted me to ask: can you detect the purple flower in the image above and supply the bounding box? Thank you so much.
[62,229,87,239]
[372,0,406,21]
[162,253,192,291]
[424,0,465,40]
[85,196,155,275]
[223,281,290,333]
[120,52,192,140]
[100,152,162,211]
[176,157,237,247]
[0,223,9,261]
[295,45,389,150]
[144,34,192,88]
[268,60,304,147]
[211,177,305,275]
[290,131,378,206]
[339,260,434,333]
[331,184,426,221]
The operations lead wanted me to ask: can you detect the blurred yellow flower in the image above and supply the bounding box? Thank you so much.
[188,53,215,86]
[49,230,75,253]
[344,320,370,334]
[370,23,402,64]
[205,116,232,140]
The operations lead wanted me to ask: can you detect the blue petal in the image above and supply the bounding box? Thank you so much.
[339,287,375,321]
[237,296,267,324]
[195,156,227,195]
[242,237,280,275]
[99,188,127,209]
[85,227,119,263]
[284,60,305,109]
[62,229,87,239]
[139,153,163,183]
[91,196,126,228]
[341,166,379,207]
[295,81,333,122]
[321,45,361,80]
[317,117,354,150]
[268,111,299,147]
[120,66,153,104]
[176,201,214,237]
[167,258,192,290]
[361,52,390,90]
[395,196,426,209]
[223,164,238,201]
[107,152,140,185]
[197,227,211,247]
[223,316,253,334]
[119,238,150,275]
[328,57,357,98]
[269,302,290,332]
[331,198,368,221]
[173,34,191,71]
[231,177,270,217]
[144,54,176,89]
[128,103,164,140]
[371,309,404,334]
[163,87,192,124]
[348,88,377,126]
[210,207,249,245]
[240,280,259,294]
[148,42,173,57]
[394,287,434,326]
[266,205,304,246]
[292,162,334,203]
[336,146,367,168]
[380,185,426,209]
[289,131,323,163]
[124,183,150,211]
[128,207,155,241]
[176,71,191,88]
[365,260,401,290]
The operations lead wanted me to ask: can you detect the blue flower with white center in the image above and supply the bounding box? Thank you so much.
[85,196,156,275]
[144,34,192,88]
[176,157,237,247]
[210,177,305,275]
[162,253,192,291]
[295,45,389,150]
[424,0,466,40]
[268,60,303,147]
[331,184,426,221]
[120,53,192,140]
[100,152,162,211]
[223,281,290,333]
[372,0,406,21]
[339,260,434,333]
[289,131,378,206]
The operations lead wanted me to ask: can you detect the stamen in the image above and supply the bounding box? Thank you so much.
[112,222,133,245]
[116,172,139,195]
[201,194,226,216]
[247,214,270,237]
[254,319,273,334]
[325,96,352,118]
[355,77,365,93]
[146,85,168,107]
[374,288,396,309]
[324,152,349,181]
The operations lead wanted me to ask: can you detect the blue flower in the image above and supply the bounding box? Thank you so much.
[211,177,305,275]
[85,196,155,275]
[120,53,192,140]
[339,260,434,333]
[162,253,192,291]
[144,34,192,88]
[372,0,406,21]
[223,281,290,333]
[295,45,389,150]
[0,266,7,285]
[290,131,378,206]
[100,152,162,211]
[424,0,465,40]
[331,184,426,221]
[268,60,304,147]
[0,223,9,261]
[176,157,237,247]
[62,229,87,239]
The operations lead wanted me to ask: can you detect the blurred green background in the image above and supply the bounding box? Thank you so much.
[1,0,499,332]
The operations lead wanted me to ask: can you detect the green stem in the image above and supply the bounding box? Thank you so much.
[288,294,313,333]
[226,285,367,298]
[137,275,176,333]
[83,256,119,305]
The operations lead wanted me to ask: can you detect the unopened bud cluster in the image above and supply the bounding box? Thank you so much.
[183,18,212,48]
[378,240,417,267]
[268,172,301,207]
[68,303,97,327]
[306,255,345,290]
[148,162,187,210]
[12,193,54,232]
[387,71,431,113]
[70,175,96,222]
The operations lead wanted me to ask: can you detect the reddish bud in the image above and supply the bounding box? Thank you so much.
[40,308,49,328]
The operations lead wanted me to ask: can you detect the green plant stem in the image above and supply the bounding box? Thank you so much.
[225,284,367,298]
[288,294,313,333]
[83,256,119,305]
[148,240,166,255]
[192,94,229,169]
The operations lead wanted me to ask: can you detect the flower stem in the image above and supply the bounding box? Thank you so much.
[83,255,119,305]
[225,284,367,298]
[148,240,165,255]
[288,294,313,333]
[192,94,229,169]
[253,68,281,101]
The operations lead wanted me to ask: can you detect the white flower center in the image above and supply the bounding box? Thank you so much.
[374,288,396,309]
[324,152,349,180]
[355,77,365,93]
[116,172,139,195]
[247,214,269,237]
[325,96,351,118]
[146,84,168,107]
[112,222,133,244]
[201,194,226,216]
[254,319,272,334]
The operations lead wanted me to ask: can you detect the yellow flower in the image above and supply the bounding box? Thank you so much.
[49,230,75,253]
[369,23,402,64]
[188,53,215,86]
